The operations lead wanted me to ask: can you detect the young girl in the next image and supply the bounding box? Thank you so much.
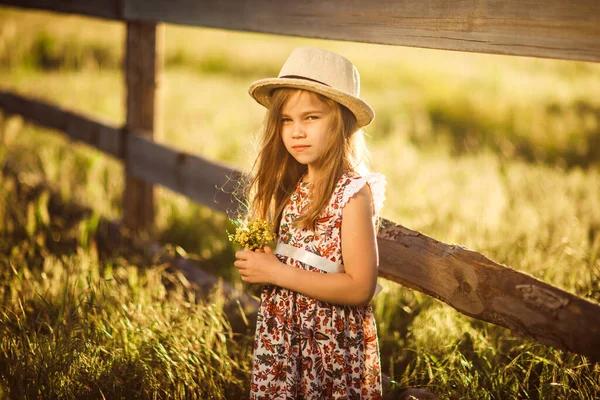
[234,47,386,399]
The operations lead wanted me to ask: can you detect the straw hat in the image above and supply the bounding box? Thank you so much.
[248,47,374,128]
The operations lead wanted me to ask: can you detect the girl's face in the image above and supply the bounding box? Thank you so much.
[280,90,333,180]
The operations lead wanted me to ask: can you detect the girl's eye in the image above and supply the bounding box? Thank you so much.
[307,115,318,120]
[281,118,292,123]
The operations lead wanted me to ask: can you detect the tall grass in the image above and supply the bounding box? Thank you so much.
[1,5,600,399]
[0,171,252,398]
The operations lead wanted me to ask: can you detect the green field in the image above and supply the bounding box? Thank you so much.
[1,6,600,399]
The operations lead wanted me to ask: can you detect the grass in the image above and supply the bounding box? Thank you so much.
[0,170,253,399]
[1,5,600,399]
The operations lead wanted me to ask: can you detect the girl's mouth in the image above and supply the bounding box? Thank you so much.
[292,145,310,152]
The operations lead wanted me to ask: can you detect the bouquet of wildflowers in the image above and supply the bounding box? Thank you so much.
[228,216,276,251]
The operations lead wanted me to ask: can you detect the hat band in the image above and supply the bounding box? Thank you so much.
[279,75,330,87]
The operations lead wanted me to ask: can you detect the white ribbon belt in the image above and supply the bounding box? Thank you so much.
[274,241,382,296]
[275,242,341,273]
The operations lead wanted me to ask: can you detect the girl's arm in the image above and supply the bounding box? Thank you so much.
[234,185,379,306]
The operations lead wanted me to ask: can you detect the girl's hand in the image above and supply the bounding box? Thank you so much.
[234,246,282,284]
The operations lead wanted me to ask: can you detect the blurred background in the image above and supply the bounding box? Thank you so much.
[1,5,599,399]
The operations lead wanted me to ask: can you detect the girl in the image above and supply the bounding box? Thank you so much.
[234,47,386,399]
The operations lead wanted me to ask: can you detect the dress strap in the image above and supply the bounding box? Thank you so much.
[274,241,383,296]
[340,173,387,216]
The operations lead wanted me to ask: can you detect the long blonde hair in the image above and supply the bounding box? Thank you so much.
[248,88,368,232]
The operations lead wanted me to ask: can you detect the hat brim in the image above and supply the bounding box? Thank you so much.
[248,78,374,128]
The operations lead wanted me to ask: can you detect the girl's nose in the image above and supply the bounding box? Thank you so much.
[291,123,306,139]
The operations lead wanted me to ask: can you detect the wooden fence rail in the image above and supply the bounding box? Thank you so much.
[2,89,600,362]
[0,90,241,214]
[0,91,122,158]
[2,0,600,62]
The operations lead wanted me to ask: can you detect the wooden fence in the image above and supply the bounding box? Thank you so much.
[1,0,600,363]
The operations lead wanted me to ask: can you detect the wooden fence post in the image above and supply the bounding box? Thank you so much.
[123,21,164,234]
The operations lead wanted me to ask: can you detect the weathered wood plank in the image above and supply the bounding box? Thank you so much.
[126,134,243,215]
[122,21,163,234]
[0,90,241,213]
[0,0,123,20]
[1,0,598,62]
[377,221,600,362]
[123,0,600,63]
[0,90,122,158]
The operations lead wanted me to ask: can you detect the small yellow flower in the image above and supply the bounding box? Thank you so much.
[228,217,276,250]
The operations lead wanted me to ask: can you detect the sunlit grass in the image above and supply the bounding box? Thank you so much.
[0,252,251,398]
[0,171,252,398]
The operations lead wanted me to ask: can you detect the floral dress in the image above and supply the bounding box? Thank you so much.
[250,171,386,400]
